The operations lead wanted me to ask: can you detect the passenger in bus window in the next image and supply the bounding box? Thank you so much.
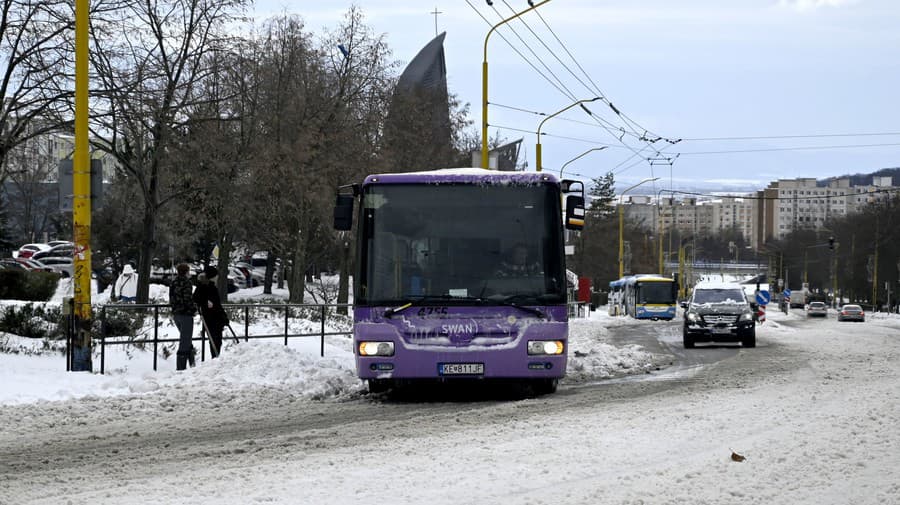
[496,243,542,277]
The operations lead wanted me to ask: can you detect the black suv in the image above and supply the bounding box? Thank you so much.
[683,282,756,348]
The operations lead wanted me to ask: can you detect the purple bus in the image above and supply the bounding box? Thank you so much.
[334,168,585,394]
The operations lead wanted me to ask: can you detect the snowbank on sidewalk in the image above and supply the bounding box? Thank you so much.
[0,312,663,405]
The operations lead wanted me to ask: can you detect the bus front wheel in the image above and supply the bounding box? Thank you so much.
[531,378,558,396]
[367,379,393,394]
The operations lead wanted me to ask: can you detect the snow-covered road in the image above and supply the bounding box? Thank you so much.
[2,309,899,504]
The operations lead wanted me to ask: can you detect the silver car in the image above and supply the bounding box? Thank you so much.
[806,302,828,318]
[838,304,865,322]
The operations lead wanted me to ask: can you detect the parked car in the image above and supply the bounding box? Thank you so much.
[32,243,74,261]
[13,258,55,272]
[806,301,828,318]
[0,259,28,270]
[682,281,757,348]
[837,304,865,322]
[229,266,250,289]
[38,256,74,277]
[12,243,51,259]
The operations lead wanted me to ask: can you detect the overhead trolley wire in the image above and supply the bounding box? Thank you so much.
[465,0,576,99]
[682,132,900,141]
[678,142,900,155]
[471,1,672,170]
[529,6,676,144]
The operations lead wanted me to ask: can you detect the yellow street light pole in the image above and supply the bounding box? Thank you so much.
[619,177,659,278]
[558,146,607,178]
[655,189,678,275]
[536,97,599,172]
[72,0,92,371]
[481,0,552,169]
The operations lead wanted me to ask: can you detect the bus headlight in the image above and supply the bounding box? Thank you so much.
[528,340,565,355]
[359,341,394,356]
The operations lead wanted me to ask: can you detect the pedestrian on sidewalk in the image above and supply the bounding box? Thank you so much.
[193,266,228,359]
[169,263,196,371]
[114,264,139,302]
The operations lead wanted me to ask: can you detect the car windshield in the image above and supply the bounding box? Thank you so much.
[843,306,862,312]
[809,303,825,308]
[692,288,745,305]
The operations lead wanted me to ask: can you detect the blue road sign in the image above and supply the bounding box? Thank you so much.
[756,290,771,305]
[783,288,792,297]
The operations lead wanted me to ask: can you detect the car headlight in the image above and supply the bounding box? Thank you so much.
[527,340,565,355]
[740,312,754,321]
[686,312,699,322]
[358,341,395,356]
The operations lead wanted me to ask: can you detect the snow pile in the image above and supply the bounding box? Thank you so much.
[0,312,661,405]
[158,341,365,400]
[566,315,663,382]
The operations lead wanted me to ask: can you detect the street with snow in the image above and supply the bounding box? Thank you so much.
[1,291,899,504]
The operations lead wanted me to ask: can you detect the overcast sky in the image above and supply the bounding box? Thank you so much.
[253,1,900,192]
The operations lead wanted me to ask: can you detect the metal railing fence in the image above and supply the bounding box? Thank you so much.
[97,302,352,374]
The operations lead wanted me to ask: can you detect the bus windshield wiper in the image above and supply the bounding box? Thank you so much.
[382,295,483,318]
[383,302,414,318]
[383,294,545,319]
[487,295,546,319]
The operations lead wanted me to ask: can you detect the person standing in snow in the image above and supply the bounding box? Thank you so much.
[114,264,139,302]
[192,266,227,358]
[169,263,196,370]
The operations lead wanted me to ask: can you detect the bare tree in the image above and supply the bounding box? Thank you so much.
[173,46,262,301]
[87,0,249,303]
[243,10,396,303]
[4,134,60,243]
[0,0,73,213]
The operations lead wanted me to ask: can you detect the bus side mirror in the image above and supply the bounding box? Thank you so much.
[565,195,585,230]
[334,194,354,231]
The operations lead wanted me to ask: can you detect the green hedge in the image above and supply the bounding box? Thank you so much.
[0,269,59,301]
[0,303,64,340]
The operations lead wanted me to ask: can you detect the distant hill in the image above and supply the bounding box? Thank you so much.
[616,167,900,196]
[818,167,900,187]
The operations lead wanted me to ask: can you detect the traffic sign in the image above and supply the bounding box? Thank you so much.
[756,290,771,305]
[783,288,792,297]
[758,305,766,324]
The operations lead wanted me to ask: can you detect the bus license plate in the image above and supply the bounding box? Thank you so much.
[439,363,484,375]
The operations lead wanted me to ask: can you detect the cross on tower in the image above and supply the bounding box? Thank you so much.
[430,6,442,37]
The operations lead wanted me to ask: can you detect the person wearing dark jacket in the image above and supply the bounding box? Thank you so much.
[193,266,228,358]
[169,263,196,371]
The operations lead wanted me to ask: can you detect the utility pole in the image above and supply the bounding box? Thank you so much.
[71,0,92,371]
[873,216,879,311]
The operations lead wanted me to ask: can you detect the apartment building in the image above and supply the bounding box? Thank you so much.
[620,175,896,248]
[622,195,754,244]
[762,176,895,241]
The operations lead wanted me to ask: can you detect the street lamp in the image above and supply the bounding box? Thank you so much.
[536,97,599,172]
[655,188,679,275]
[481,0,552,169]
[619,177,659,278]
[558,146,607,178]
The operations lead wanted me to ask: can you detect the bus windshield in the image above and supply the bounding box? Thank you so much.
[636,281,675,304]
[358,183,565,306]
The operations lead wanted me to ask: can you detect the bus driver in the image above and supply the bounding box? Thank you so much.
[496,243,542,277]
